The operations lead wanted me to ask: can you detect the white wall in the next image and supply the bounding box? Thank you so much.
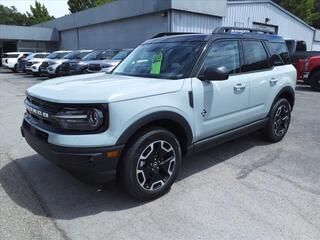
[223,2,315,50]
[312,41,320,51]
[171,10,222,33]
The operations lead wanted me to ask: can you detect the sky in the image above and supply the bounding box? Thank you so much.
[0,0,69,18]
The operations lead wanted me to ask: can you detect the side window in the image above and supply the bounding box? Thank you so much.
[202,40,241,74]
[242,40,269,72]
[270,42,291,65]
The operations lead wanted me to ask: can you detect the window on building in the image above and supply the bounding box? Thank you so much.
[202,40,241,74]
[242,41,269,72]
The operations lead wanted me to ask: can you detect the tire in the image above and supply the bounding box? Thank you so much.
[262,98,291,143]
[119,127,182,201]
[309,71,320,92]
[81,68,88,74]
[12,64,17,73]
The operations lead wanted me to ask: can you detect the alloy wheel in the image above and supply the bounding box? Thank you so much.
[273,104,290,137]
[136,140,176,191]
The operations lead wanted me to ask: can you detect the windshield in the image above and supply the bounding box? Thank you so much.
[113,41,204,79]
[63,51,91,60]
[111,50,132,60]
[47,52,70,59]
[82,50,104,60]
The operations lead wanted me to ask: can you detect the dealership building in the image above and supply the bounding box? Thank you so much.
[1,0,320,55]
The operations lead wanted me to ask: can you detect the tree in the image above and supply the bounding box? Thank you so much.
[68,0,115,13]
[68,0,97,13]
[26,1,55,25]
[96,0,114,6]
[0,5,29,26]
[273,0,320,26]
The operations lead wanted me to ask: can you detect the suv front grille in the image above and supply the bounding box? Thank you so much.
[61,63,70,71]
[27,62,33,67]
[88,64,101,72]
[24,95,109,134]
[41,62,49,68]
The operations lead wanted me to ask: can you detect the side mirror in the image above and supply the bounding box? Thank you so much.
[199,66,229,81]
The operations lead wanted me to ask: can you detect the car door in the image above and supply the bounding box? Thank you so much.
[241,40,277,122]
[192,40,250,141]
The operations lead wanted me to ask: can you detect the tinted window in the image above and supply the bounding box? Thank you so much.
[111,50,132,60]
[101,50,120,60]
[296,41,307,51]
[242,41,269,72]
[202,40,240,74]
[270,42,291,65]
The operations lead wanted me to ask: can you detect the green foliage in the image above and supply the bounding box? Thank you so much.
[96,0,114,6]
[0,5,29,26]
[0,1,54,26]
[68,0,97,13]
[26,1,55,25]
[68,0,115,13]
[273,0,320,26]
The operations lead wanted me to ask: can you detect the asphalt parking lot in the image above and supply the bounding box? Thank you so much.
[0,69,319,240]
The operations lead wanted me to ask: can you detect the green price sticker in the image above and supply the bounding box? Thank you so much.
[150,52,163,75]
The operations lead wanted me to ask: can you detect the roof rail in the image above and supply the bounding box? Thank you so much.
[214,27,275,35]
[152,32,198,38]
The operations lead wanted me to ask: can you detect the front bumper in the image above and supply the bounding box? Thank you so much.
[21,120,124,183]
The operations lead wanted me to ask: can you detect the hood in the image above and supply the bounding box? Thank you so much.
[27,73,184,104]
[44,59,69,65]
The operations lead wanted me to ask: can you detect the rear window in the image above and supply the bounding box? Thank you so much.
[296,41,307,51]
[242,40,269,72]
[3,54,19,58]
[270,42,291,65]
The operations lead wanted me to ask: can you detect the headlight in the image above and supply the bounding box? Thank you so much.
[54,108,104,131]
[32,61,39,65]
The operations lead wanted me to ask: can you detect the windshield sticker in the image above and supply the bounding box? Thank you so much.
[150,52,163,74]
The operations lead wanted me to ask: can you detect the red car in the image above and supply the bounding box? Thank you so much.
[286,39,320,91]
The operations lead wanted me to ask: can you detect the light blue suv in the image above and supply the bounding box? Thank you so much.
[22,27,296,200]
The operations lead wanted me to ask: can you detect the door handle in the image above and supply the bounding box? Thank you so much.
[270,78,278,85]
[234,83,246,92]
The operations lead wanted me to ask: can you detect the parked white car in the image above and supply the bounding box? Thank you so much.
[2,52,32,72]
[28,51,71,77]
[22,27,296,200]
[23,52,50,73]
[41,50,92,78]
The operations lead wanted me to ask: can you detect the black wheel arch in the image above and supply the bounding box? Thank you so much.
[116,111,193,156]
[272,86,295,112]
[309,66,320,79]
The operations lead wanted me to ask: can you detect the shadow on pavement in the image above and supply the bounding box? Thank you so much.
[295,85,316,92]
[0,132,269,220]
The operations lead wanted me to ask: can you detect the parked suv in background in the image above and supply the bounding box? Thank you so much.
[60,49,121,76]
[2,52,32,72]
[286,39,320,91]
[87,49,133,73]
[41,50,92,78]
[19,52,50,73]
[29,51,71,77]
[21,27,296,200]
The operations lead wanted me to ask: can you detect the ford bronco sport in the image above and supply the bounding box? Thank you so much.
[21,27,296,200]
